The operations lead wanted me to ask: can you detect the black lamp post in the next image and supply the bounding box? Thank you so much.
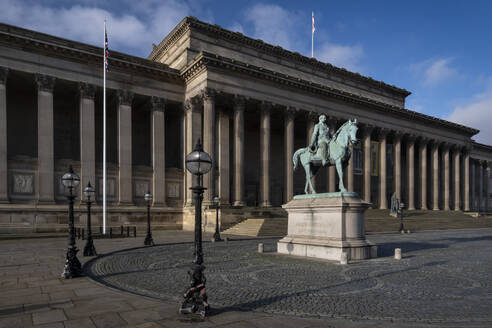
[61,165,82,278]
[213,196,222,242]
[179,139,212,318]
[144,191,154,246]
[398,202,405,233]
[83,182,97,256]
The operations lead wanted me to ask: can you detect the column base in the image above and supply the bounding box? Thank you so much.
[421,206,428,210]
[37,200,56,205]
[233,200,246,207]
[408,206,416,211]
[261,201,272,208]
[118,202,134,207]
[432,206,440,211]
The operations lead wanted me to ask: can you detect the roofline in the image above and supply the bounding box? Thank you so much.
[149,16,412,98]
[0,22,181,80]
[181,51,478,137]
[472,140,492,152]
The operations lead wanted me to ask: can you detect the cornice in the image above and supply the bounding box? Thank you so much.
[0,23,182,84]
[181,51,478,137]
[151,17,410,98]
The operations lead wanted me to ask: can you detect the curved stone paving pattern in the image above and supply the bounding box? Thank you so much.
[86,229,492,325]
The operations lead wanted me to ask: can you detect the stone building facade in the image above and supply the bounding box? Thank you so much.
[0,17,491,232]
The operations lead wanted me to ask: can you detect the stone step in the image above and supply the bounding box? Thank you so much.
[222,218,288,237]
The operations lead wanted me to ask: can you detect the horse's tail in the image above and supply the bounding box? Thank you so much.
[293,148,306,170]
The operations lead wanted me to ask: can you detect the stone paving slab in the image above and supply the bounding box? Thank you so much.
[0,229,491,327]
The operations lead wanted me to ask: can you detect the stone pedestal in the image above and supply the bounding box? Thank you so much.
[277,192,377,261]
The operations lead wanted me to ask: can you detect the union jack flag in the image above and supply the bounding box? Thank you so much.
[104,25,109,72]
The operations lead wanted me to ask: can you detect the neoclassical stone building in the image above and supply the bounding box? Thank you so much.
[0,17,491,232]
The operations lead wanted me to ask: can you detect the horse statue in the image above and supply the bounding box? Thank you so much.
[293,118,358,194]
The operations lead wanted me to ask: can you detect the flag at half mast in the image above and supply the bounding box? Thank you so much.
[311,11,315,58]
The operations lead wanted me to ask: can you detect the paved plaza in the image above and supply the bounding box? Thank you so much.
[1,228,492,327]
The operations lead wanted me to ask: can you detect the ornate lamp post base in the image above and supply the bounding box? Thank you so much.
[83,239,97,257]
[62,246,82,278]
[144,234,155,246]
[179,263,209,318]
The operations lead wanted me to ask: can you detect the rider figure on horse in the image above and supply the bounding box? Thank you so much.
[309,114,332,166]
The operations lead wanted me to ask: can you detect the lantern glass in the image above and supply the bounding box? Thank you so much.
[185,150,212,175]
[213,196,219,205]
[62,166,80,188]
[144,192,153,202]
[83,182,95,199]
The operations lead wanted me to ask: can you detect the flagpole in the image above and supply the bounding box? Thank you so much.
[311,11,314,58]
[103,20,107,235]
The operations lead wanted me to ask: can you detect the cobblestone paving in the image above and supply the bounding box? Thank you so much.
[86,229,492,326]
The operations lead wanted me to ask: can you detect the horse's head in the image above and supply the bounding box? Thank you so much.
[347,118,358,145]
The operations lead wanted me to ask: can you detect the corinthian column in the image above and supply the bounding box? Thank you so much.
[362,125,373,203]
[442,144,450,210]
[393,132,402,200]
[284,107,295,202]
[117,89,134,205]
[202,88,216,205]
[233,95,246,206]
[347,144,354,192]
[464,149,470,211]
[453,146,461,211]
[218,107,230,205]
[184,97,202,206]
[36,74,56,204]
[407,135,416,210]
[431,141,439,210]
[306,112,317,189]
[328,119,337,192]
[79,83,96,200]
[485,162,490,213]
[0,68,8,203]
[378,128,389,209]
[478,160,484,213]
[150,96,166,207]
[260,101,271,207]
[419,138,428,210]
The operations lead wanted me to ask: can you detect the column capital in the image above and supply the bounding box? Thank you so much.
[430,139,440,150]
[285,106,297,119]
[150,96,166,112]
[393,131,404,141]
[78,82,96,100]
[307,111,319,122]
[377,127,390,140]
[441,142,451,151]
[0,67,8,85]
[405,134,417,143]
[452,144,463,152]
[201,87,216,102]
[233,94,246,108]
[35,74,56,92]
[117,89,134,106]
[184,97,200,113]
[360,124,374,137]
[418,136,429,146]
[260,101,272,114]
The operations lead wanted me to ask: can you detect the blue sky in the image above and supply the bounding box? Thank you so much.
[1,0,491,144]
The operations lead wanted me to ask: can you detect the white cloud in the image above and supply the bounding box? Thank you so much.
[0,0,193,57]
[446,81,492,145]
[228,22,245,34]
[317,43,363,72]
[242,3,364,71]
[244,3,302,50]
[411,58,458,87]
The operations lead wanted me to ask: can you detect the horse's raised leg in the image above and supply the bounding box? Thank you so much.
[336,159,347,193]
[304,165,309,194]
[304,164,316,194]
